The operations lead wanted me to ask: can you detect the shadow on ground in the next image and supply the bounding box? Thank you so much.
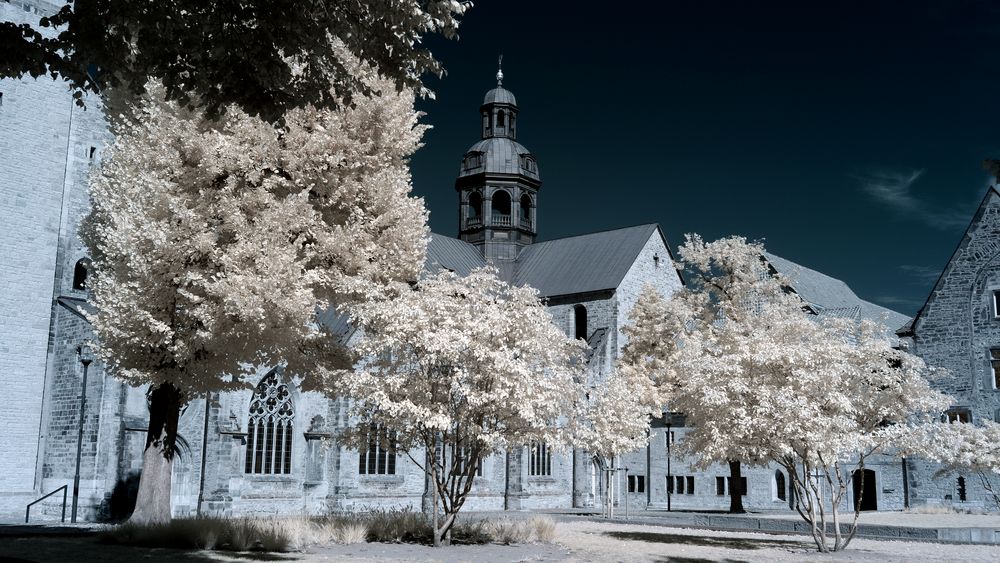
[653,558,751,563]
[604,530,806,551]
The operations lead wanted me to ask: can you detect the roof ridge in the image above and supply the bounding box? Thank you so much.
[533,223,657,245]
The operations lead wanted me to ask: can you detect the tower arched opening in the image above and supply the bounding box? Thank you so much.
[467,192,483,226]
[520,194,532,229]
[492,190,512,225]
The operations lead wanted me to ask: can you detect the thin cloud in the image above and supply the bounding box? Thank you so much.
[898,264,942,283]
[855,169,970,230]
[873,294,923,309]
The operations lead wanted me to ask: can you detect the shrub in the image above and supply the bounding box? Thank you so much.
[363,507,433,544]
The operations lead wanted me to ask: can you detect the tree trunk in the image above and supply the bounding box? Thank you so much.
[728,460,746,514]
[130,382,184,524]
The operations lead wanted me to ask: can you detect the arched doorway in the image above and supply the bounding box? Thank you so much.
[852,469,877,511]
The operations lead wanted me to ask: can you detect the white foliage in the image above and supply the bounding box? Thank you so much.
[82,54,429,395]
[621,234,950,551]
[338,267,586,454]
[332,267,587,541]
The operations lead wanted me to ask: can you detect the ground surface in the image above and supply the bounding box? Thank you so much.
[2,515,999,562]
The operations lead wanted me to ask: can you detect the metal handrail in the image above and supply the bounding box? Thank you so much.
[26,485,68,524]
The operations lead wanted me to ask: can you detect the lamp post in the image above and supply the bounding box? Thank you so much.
[666,417,672,512]
[72,344,94,523]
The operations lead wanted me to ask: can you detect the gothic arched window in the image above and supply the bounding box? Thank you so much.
[73,258,90,290]
[775,470,787,501]
[573,304,588,340]
[529,442,551,476]
[245,371,294,474]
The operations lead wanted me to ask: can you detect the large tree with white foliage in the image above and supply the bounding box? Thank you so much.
[621,234,949,552]
[81,56,429,523]
[331,268,586,546]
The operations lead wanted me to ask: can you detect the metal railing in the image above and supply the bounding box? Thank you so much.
[26,485,68,524]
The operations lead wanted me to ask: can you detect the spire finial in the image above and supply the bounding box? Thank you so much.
[496,54,503,86]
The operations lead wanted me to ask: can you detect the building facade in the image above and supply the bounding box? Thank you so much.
[899,186,1000,509]
[2,0,947,522]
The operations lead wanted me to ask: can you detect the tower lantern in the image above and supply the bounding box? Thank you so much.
[456,67,541,262]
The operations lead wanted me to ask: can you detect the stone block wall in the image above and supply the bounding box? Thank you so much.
[0,0,108,518]
[908,188,1000,509]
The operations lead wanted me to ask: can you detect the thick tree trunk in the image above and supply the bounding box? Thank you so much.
[130,382,184,524]
[728,460,746,514]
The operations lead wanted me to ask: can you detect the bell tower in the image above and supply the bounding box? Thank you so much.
[455,64,541,262]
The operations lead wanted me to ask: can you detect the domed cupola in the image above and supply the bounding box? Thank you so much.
[456,63,541,263]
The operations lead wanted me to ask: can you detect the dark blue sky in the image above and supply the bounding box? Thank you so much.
[409,0,1000,316]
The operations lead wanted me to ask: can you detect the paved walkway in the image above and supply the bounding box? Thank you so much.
[540,508,1000,545]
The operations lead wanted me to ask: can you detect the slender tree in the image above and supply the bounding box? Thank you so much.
[81,54,429,523]
[332,268,586,546]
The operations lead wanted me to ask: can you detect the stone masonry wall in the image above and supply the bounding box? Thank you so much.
[908,188,1000,509]
[0,0,108,517]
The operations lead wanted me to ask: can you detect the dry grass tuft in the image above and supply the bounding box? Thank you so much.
[102,511,557,551]
[333,521,369,544]
[485,518,533,544]
[529,515,557,543]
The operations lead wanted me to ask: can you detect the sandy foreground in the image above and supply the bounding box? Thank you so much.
[1,519,999,562]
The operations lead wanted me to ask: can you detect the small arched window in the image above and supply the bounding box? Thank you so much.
[245,371,294,474]
[496,110,506,127]
[573,304,588,340]
[468,192,483,219]
[520,194,532,226]
[72,258,90,290]
[775,470,786,501]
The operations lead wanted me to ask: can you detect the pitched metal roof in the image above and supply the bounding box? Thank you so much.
[424,233,487,276]
[764,252,910,332]
[458,137,539,181]
[514,224,660,298]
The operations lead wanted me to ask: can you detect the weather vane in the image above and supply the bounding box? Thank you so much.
[497,54,504,86]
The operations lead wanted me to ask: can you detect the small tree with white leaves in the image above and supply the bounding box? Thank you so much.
[332,268,586,546]
[622,234,949,552]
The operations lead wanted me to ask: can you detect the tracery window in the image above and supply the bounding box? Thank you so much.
[359,424,396,475]
[529,442,551,476]
[245,372,294,474]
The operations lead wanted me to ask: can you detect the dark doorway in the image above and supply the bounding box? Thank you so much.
[852,469,877,511]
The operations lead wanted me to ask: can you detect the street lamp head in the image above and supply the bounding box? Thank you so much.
[77,343,95,365]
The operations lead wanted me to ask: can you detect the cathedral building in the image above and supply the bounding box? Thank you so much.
[5,0,973,522]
